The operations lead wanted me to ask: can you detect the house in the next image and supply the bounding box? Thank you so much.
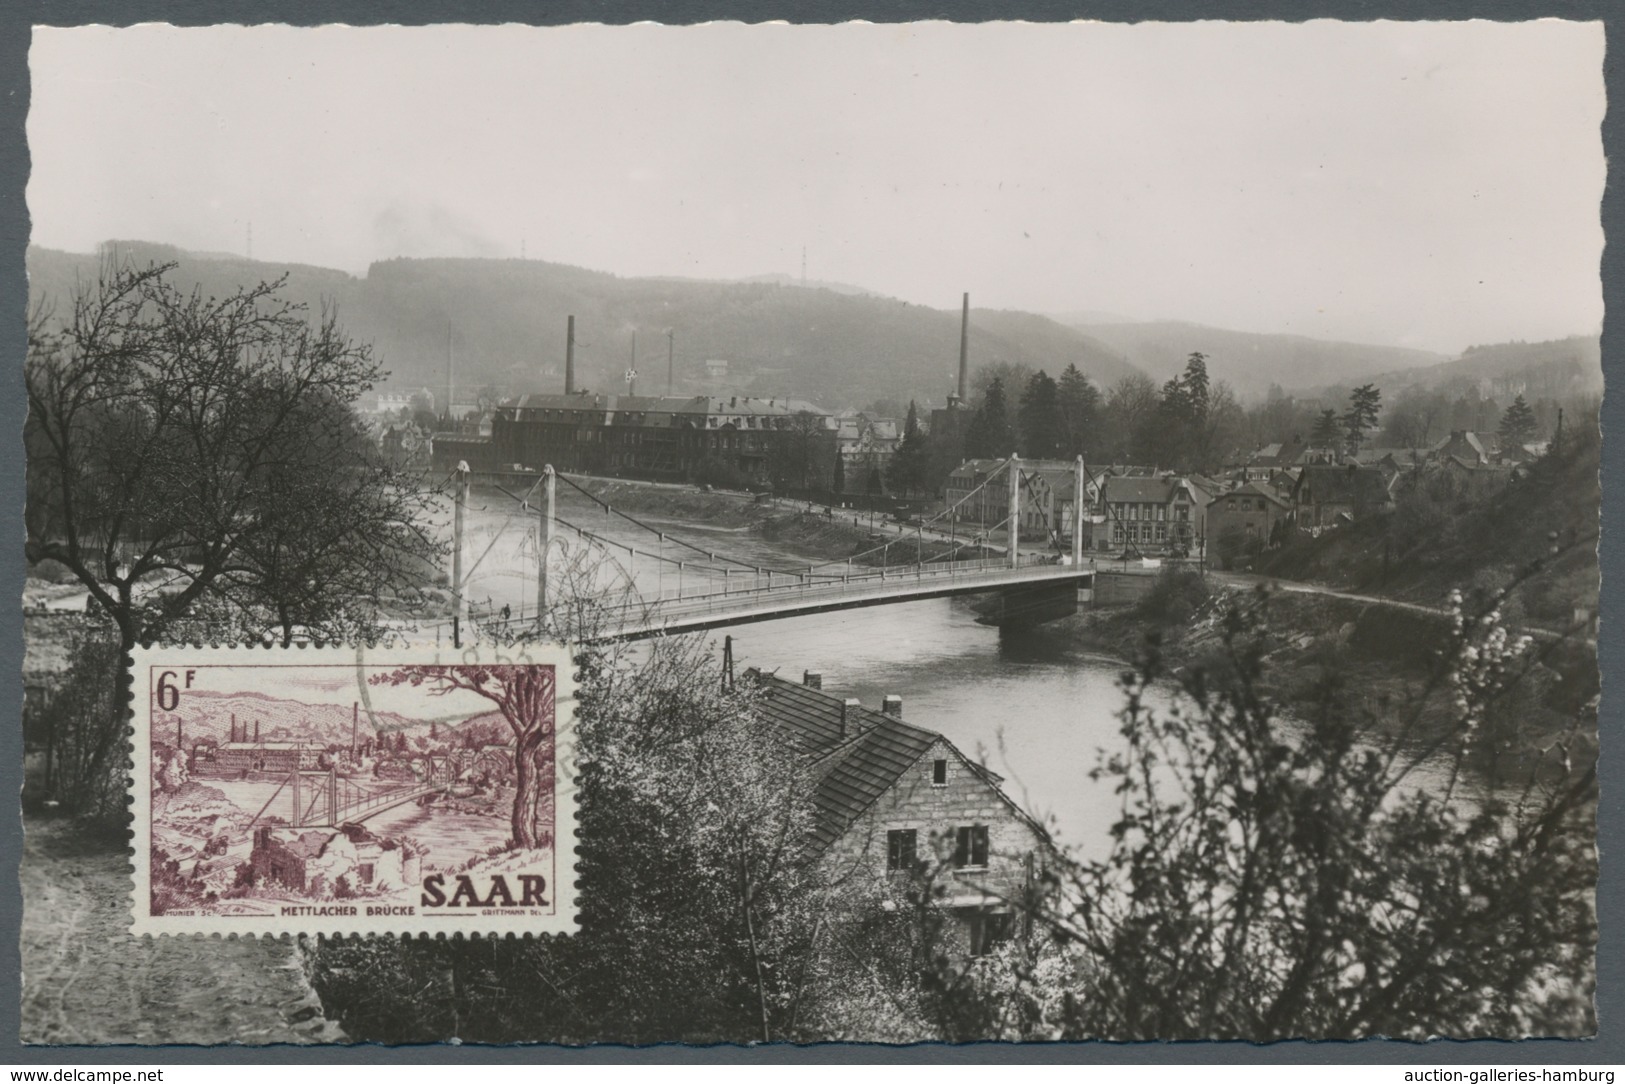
[1292,464,1394,528]
[1206,482,1293,567]
[749,670,1051,958]
[832,413,900,495]
[942,458,1105,541]
[1091,474,1210,555]
[250,824,420,897]
[1437,455,1514,501]
[1428,430,1498,466]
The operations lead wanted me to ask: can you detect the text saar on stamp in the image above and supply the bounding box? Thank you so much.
[131,641,577,938]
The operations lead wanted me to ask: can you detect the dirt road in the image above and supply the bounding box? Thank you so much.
[21,816,344,1045]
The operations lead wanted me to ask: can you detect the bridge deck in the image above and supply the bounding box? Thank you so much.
[591,560,1094,641]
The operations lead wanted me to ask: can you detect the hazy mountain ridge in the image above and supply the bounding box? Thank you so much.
[157,689,471,748]
[1065,318,1450,398]
[28,244,1141,411]
[1347,335,1603,399]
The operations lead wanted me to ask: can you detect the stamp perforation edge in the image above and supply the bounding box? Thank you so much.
[127,640,579,939]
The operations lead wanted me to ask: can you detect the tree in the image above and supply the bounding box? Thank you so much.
[307,640,920,1043]
[952,588,1596,1040]
[963,377,1015,459]
[1016,370,1063,459]
[1343,383,1383,454]
[1181,352,1211,418]
[886,401,929,497]
[1498,394,1538,449]
[1310,407,1343,446]
[234,395,443,646]
[371,664,556,849]
[25,262,420,808]
[1098,373,1159,463]
[1056,364,1100,458]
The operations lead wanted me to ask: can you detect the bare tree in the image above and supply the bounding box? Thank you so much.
[25,261,423,803]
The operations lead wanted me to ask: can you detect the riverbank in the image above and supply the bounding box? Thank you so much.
[1056,573,1596,782]
[20,815,345,1045]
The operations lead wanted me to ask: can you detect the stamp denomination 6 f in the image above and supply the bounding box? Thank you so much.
[131,642,577,938]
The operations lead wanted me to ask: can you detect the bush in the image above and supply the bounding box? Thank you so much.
[1135,567,1211,627]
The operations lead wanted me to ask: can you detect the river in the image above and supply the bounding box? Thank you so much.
[448,489,1185,862]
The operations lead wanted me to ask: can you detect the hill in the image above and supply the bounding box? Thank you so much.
[159,690,474,748]
[27,244,1142,411]
[1347,335,1602,400]
[1062,318,1448,399]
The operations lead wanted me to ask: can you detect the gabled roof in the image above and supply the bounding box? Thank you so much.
[748,672,1017,851]
[1213,481,1290,509]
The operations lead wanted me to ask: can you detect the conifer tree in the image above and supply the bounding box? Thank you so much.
[1498,394,1538,449]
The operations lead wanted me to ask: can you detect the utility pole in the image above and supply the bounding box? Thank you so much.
[1072,454,1086,567]
[452,461,469,647]
[666,329,675,396]
[537,465,555,626]
[1008,453,1022,570]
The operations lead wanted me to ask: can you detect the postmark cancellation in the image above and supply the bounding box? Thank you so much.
[130,642,578,938]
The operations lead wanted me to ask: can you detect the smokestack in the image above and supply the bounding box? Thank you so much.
[254,719,260,743]
[957,292,970,403]
[803,671,822,689]
[841,698,861,739]
[352,702,358,757]
[565,315,576,395]
[230,714,236,743]
[882,695,903,719]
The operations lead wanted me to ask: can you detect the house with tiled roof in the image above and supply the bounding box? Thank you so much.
[748,669,1051,957]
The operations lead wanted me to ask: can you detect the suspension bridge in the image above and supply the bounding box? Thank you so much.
[248,757,460,829]
[439,453,1098,644]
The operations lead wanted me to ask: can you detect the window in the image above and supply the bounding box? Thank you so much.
[931,758,948,786]
[1156,524,1167,542]
[954,825,990,868]
[965,911,1014,958]
[886,829,917,872]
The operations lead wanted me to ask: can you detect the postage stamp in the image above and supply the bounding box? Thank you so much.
[130,641,577,938]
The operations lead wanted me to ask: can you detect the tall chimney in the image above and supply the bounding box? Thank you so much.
[254,719,260,743]
[352,702,358,757]
[841,698,861,739]
[565,314,576,395]
[230,713,236,743]
[803,670,822,689]
[882,694,903,719]
[957,292,970,403]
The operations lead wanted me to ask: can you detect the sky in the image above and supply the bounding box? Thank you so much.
[26,20,1605,354]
